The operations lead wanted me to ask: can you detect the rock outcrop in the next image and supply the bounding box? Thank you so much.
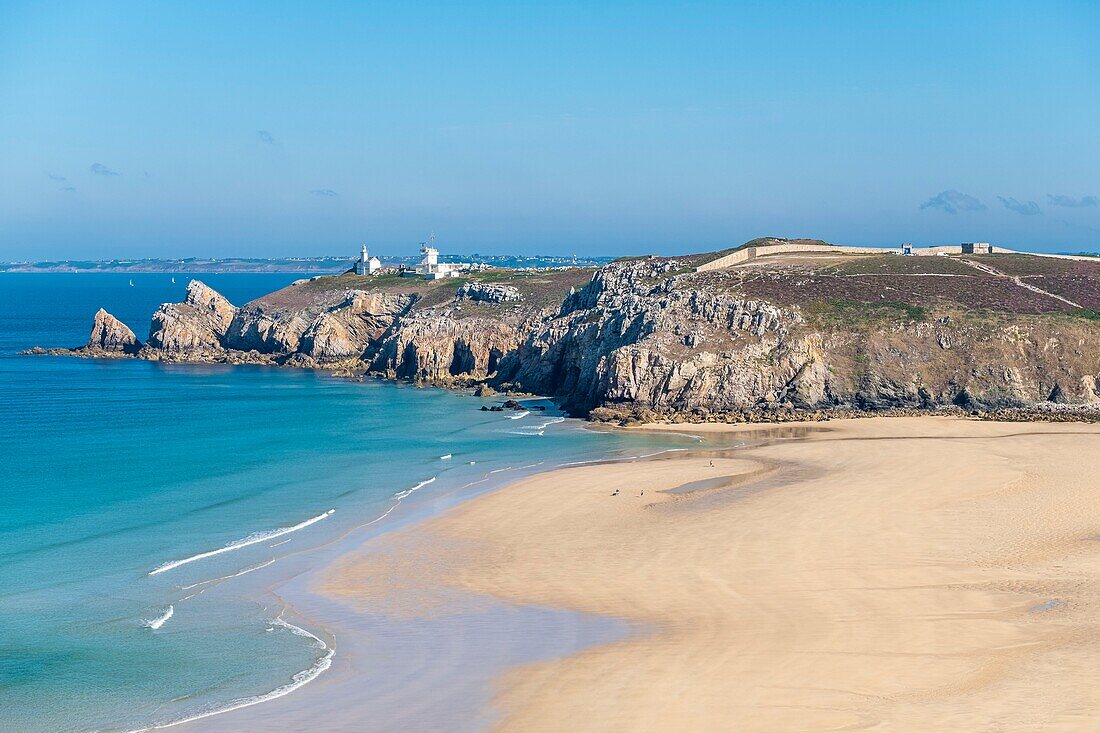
[372,312,528,382]
[494,259,812,414]
[226,289,415,361]
[298,291,415,362]
[457,282,522,303]
[147,280,237,352]
[86,309,141,354]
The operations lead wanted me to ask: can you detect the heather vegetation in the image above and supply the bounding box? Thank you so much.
[691,251,1100,322]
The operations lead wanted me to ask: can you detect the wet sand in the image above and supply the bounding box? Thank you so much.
[318,416,1100,732]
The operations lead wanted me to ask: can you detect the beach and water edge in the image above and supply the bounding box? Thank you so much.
[175,414,1100,733]
[1,273,698,733]
[139,414,690,733]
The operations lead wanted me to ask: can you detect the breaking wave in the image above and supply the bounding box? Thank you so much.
[143,605,173,630]
[125,616,333,731]
[393,477,435,501]
[349,477,439,531]
[148,510,335,576]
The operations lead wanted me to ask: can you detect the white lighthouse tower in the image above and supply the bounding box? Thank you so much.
[357,243,381,275]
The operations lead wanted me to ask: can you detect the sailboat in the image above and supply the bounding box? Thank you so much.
[171,277,175,283]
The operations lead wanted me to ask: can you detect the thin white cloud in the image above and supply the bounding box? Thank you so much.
[998,196,1042,216]
[920,190,985,214]
[90,163,120,177]
[1047,194,1098,208]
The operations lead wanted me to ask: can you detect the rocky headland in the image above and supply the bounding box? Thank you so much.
[35,241,1100,422]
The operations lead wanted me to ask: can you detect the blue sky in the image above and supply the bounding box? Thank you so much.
[1,1,1098,259]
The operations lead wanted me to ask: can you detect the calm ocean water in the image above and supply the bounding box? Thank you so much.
[0,273,678,732]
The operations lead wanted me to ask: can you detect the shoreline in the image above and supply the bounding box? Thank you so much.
[164,423,688,733]
[277,415,1100,732]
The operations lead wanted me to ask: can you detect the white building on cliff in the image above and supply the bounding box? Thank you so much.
[403,233,486,279]
[356,244,382,275]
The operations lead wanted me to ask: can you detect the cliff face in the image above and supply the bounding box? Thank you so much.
[224,289,416,362]
[371,311,530,382]
[493,258,1100,416]
[495,261,806,414]
[63,249,1100,419]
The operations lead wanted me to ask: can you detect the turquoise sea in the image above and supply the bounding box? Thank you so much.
[0,274,675,732]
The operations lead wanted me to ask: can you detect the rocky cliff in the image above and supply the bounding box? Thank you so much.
[224,288,415,362]
[53,246,1100,420]
[85,308,142,355]
[147,280,237,353]
[492,255,1100,417]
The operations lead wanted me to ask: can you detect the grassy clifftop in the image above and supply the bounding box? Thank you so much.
[686,252,1100,325]
[251,267,597,313]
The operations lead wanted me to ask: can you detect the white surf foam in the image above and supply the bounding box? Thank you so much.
[123,615,334,732]
[143,605,173,630]
[439,453,452,460]
[350,476,439,530]
[508,410,530,420]
[269,539,291,548]
[506,416,564,436]
[393,477,435,501]
[149,510,335,576]
[271,616,328,650]
[535,416,567,429]
[178,558,276,590]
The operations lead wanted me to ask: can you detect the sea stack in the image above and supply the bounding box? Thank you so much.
[86,308,141,354]
[147,279,237,352]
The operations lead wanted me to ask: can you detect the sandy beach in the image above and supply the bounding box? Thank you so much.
[316,416,1100,732]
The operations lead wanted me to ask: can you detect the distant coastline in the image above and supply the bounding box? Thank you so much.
[0,254,615,274]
